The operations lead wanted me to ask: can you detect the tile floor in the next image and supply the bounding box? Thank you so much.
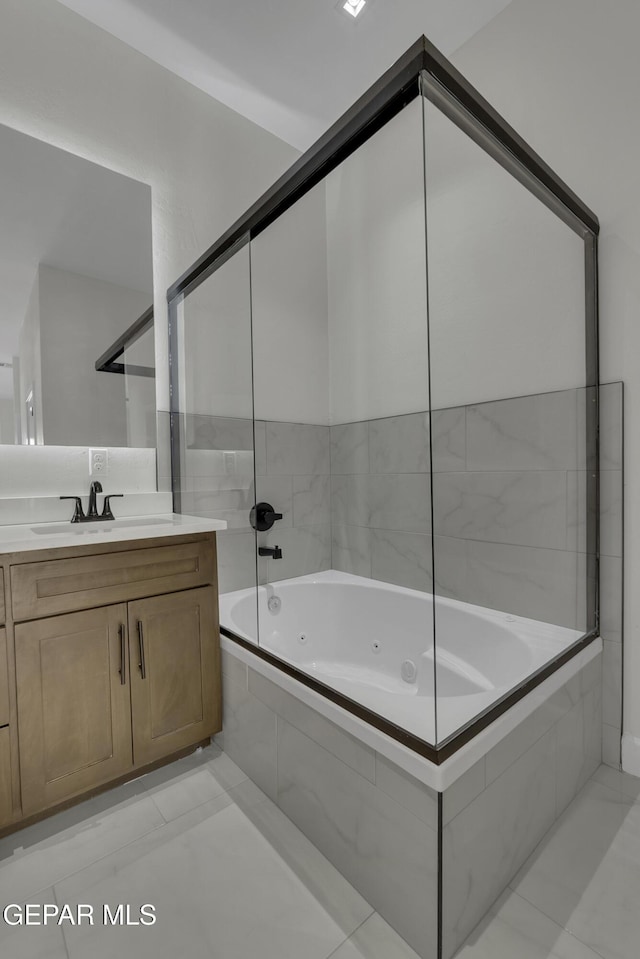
[0,745,637,959]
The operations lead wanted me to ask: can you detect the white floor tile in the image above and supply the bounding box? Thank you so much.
[455,889,603,959]
[0,888,68,959]
[511,779,640,959]
[55,802,369,959]
[330,913,419,958]
[591,763,640,803]
[0,782,164,906]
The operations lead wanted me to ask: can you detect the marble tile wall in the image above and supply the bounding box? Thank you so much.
[441,652,602,959]
[330,388,592,629]
[220,649,440,959]
[177,414,331,594]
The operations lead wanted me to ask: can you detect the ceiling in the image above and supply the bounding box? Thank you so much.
[55,0,513,150]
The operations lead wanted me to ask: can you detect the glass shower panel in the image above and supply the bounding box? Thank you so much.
[422,92,590,745]
[250,98,438,746]
[171,239,258,628]
[123,320,156,448]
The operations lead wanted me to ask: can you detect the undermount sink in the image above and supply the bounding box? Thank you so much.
[31,518,173,535]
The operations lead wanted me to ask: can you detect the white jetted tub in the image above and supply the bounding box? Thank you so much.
[218,569,584,744]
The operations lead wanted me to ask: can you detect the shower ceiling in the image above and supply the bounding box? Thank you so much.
[55,0,514,149]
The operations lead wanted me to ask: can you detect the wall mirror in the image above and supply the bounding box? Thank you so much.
[0,123,154,450]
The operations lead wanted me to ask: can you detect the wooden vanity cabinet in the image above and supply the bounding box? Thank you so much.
[15,605,133,815]
[2,533,220,826]
[0,570,13,828]
[129,587,219,766]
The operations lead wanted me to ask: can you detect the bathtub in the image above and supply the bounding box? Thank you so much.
[218,569,586,749]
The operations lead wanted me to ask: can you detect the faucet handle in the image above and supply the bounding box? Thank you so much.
[101,494,123,521]
[60,496,85,524]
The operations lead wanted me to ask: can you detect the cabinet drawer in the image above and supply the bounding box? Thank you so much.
[0,629,8,727]
[11,538,215,621]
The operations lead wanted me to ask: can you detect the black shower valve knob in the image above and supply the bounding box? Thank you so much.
[250,502,283,532]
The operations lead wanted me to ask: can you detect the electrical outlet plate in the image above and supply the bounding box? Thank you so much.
[89,448,108,476]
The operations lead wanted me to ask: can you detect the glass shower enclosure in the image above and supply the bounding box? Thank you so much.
[168,36,599,761]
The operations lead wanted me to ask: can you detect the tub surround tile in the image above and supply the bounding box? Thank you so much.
[368,473,431,534]
[183,413,254,452]
[370,528,432,592]
[248,670,376,781]
[217,530,258,595]
[369,412,430,473]
[431,407,466,472]
[465,540,579,628]
[465,390,578,472]
[265,421,330,476]
[221,671,278,801]
[293,474,331,526]
[331,474,370,527]
[442,728,558,959]
[276,720,438,959]
[331,421,369,474]
[355,775,438,958]
[331,524,372,577]
[433,470,568,550]
[277,719,362,887]
[374,754,439,830]
[254,420,268,475]
[555,699,588,817]
[221,648,248,685]
[442,757,486,825]
[431,534,469,600]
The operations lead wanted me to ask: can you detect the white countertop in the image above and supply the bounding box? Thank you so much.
[0,513,227,554]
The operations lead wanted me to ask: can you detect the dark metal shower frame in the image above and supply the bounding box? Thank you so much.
[167,34,600,765]
[95,305,155,378]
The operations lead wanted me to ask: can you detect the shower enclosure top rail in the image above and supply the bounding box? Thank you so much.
[166,35,598,306]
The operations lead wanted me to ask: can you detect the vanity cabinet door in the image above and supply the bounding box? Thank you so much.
[128,587,220,767]
[0,727,13,827]
[15,605,133,815]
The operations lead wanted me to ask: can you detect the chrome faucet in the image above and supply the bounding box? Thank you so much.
[60,480,123,523]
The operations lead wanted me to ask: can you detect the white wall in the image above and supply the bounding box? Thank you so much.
[326,99,430,424]
[424,100,585,409]
[450,0,636,759]
[38,265,149,447]
[251,182,330,425]
[0,0,296,419]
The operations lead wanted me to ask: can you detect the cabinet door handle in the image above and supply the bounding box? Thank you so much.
[118,624,126,685]
[137,621,147,679]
